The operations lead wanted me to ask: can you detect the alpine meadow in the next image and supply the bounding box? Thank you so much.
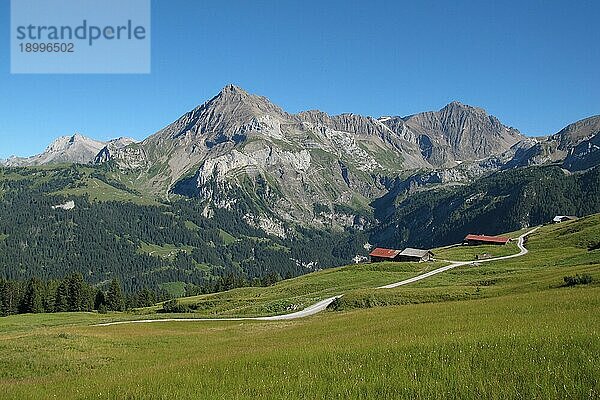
[2,1,600,399]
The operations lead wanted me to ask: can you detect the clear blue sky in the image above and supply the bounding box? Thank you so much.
[1,0,599,158]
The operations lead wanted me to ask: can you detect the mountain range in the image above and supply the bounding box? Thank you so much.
[2,135,136,167]
[1,85,599,293]
[2,85,599,233]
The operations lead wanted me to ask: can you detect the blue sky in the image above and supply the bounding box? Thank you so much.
[1,0,599,158]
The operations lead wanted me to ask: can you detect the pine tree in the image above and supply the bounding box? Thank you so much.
[136,287,156,307]
[67,273,86,312]
[0,279,20,316]
[94,290,106,310]
[20,277,44,314]
[54,279,69,312]
[106,278,125,311]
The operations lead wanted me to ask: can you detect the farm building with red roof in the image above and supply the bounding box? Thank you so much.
[369,248,401,262]
[369,247,434,263]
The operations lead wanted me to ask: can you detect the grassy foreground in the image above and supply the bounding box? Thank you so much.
[0,287,598,399]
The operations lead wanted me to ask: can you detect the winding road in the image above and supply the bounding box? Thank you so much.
[95,227,539,327]
[94,296,342,326]
[378,227,538,289]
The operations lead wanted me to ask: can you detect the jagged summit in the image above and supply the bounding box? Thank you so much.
[45,133,100,152]
[440,101,487,114]
[397,101,523,164]
[219,84,249,96]
[202,84,282,113]
[207,84,252,105]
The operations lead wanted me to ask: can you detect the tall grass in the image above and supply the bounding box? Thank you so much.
[0,287,598,399]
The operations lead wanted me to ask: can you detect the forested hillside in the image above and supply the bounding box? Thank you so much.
[1,163,599,296]
[0,166,367,294]
[371,165,600,248]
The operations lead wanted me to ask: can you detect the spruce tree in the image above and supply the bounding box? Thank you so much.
[94,290,106,310]
[54,279,69,312]
[20,277,44,314]
[67,273,86,312]
[106,278,125,311]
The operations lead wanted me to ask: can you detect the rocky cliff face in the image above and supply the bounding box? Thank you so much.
[6,85,597,234]
[93,137,137,164]
[500,115,600,171]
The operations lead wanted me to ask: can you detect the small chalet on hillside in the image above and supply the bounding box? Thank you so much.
[369,247,434,263]
[553,215,578,223]
[464,234,510,246]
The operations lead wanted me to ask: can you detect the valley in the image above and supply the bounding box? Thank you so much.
[3,2,599,399]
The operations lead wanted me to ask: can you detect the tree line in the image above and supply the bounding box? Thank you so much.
[0,273,163,317]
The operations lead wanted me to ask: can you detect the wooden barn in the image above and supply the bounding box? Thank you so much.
[397,248,434,262]
[464,234,510,246]
[369,248,401,263]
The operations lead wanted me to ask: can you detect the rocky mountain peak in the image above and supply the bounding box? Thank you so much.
[45,133,104,153]
[1,133,137,167]
[208,84,252,106]
[400,102,523,165]
[439,101,486,116]
[218,84,249,97]
[69,133,84,142]
[203,84,284,115]
[552,115,600,150]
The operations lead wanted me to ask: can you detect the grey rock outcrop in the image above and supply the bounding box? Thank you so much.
[500,115,600,171]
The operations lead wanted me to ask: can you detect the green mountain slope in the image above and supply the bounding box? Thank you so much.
[133,213,600,317]
[0,166,368,293]
[370,165,600,249]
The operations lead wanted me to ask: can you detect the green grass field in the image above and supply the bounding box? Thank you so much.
[334,217,600,311]
[434,241,520,261]
[0,214,599,399]
[174,261,440,317]
[0,287,598,399]
[218,228,238,244]
[56,177,159,206]
[158,281,187,298]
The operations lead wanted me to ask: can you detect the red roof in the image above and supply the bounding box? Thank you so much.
[464,234,510,244]
[369,248,401,258]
